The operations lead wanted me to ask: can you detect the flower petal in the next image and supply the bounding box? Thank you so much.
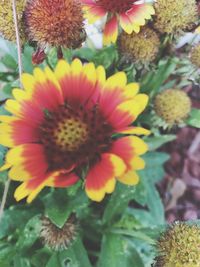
[55,59,98,105]
[117,126,151,136]
[108,99,141,129]
[110,136,147,170]
[48,172,79,187]
[128,4,155,33]
[85,153,126,201]
[83,4,107,23]
[103,16,118,45]
[117,170,139,185]
[119,13,134,34]
[7,144,48,181]
[14,175,52,203]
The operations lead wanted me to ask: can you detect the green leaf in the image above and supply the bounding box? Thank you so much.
[130,179,147,206]
[145,183,165,225]
[97,233,144,267]
[46,253,61,267]
[43,187,89,227]
[46,237,92,267]
[141,152,170,183]
[128,245,145,267]
[1,54,17,70]
[110,229,155,245]
[0,206,38,239]
[13,256,31,267]
[132,152,169,207]
[0,83,14,101]
[93,45,118,69]
[128,209,158,228]
[31,248,51,267]
[0,243,17,265]
[22,45,35,73]
[103,184,136,225]
[17,215,41,250]
[73,47,96,61]
[187,108,200,128]
[141,58,178,97]
[144,135,176,151]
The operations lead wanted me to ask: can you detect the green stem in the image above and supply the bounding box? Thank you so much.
[12,0,23,84]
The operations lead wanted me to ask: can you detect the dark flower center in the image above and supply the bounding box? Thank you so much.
[39,103,113,172]
[96,0,135,13]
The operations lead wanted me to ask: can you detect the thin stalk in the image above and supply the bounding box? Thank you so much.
[0,179,11,223]
[12,0,23,81]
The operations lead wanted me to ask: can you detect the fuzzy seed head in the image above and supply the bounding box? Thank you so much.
[40,215,77,251]
[154,222,200,267]
[153,0,198,34]
[190,44,200,69]
[24,0,86,49]
[118,26,160,63]
[0,0,26,42]
[154,89,191,125]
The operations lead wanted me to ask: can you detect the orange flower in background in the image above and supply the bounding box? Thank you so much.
[24,0,86,63]
[81,0,155,45]
[0,59,149,203]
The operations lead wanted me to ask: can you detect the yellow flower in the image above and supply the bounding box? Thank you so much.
[0,59,149,203]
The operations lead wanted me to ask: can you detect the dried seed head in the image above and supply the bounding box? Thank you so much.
[118,26,160,63]
[24,0,86,49]
[190,44,200,69]
[153,222,200,267]
[40,214,77,251]
[154,89,191,125]
[153,0,198,34]
[0,0,26,42]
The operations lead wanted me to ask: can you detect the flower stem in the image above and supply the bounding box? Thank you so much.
[0,179,11,223]
[12,0,23,82]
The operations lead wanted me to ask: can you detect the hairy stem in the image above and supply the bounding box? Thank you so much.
[12,0,23,81]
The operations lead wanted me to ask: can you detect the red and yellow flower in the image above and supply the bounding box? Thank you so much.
[81,0,155,45]
[0,59,149,203]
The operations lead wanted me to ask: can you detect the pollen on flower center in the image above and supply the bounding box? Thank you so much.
[53,117,89,151]
[96,0,134,13]
[40,103,113,171]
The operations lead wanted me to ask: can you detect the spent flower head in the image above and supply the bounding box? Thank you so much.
[24,0,86,63]
[40,215,77,251]
[190,44,200,69]
[154,89,191,126]
[153,0,198,34]
[118,26,160,63]
[0,0,26,42]
[154,222,200,267]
